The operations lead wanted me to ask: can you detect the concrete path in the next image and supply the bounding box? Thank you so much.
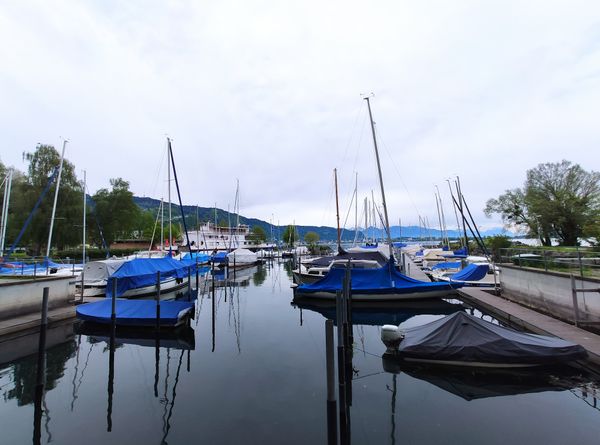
[459,287,600,366]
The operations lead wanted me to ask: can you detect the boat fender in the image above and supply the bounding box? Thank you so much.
[381,325,404,354]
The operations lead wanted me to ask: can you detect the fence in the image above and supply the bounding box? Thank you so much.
[497,247,600,279]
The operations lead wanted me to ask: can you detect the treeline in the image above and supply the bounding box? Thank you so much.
[0,144,156,257]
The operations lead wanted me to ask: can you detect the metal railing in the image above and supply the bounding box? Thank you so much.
[497,247,600,279]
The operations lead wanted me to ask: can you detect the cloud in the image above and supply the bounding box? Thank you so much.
[1,0,599,230]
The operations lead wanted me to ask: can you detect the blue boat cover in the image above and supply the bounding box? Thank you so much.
[450,264,489,282]
[211,252,228,262]
[453,247,468,256]
[392,242,407,248]
[76,299,194,326]
[106,257,196,298]
[182,252,211,263]
[432,261,461,270]
[297,262,461,295]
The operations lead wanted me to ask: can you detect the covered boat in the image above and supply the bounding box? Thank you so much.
[381,311,587,367]
[434,263,495,287]
[295,261,460,301]
[76,259,128,296]
[106,257,195,298]
[227,248,258,266]
[76,299,194,327]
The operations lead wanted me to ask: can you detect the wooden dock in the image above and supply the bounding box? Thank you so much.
[459,287,600,367]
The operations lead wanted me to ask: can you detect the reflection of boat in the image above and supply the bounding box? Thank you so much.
[382,359,584,401]
[292,296,464,326]
[74,322,195,350]
[211,265,257,288]
[381,311,588,367]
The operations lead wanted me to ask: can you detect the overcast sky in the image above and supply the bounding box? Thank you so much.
[1,1,599,232]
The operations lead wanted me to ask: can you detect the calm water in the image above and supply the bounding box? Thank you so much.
[1,261,600,444]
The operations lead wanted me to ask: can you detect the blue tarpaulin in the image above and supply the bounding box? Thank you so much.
[450,263,489,282]
[182,252,210,264]
[432,261,461,270]
[76,299,194,327]
[106,257,195,298]
[297,261,460,296]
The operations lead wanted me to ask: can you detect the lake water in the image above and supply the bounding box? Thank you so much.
[1,260,600,444]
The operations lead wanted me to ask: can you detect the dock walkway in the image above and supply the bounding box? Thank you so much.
[459,287,600,367]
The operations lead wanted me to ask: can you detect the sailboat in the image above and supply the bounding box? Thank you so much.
[293,169,388,284]
[295,96,462,300]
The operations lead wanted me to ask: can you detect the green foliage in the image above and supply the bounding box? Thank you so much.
[90,178,141,247]
[282,225,299,247]
[249,225,267,243]
[3,145,83,256]
[485,160,600,246]
[304,231,319,245]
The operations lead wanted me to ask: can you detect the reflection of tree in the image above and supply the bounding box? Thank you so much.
[252,265,267,286]
[7,340,76,406]
[282,260,294,279]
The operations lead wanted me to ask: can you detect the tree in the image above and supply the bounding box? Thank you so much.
[16,144,82,255]
[304,231,319,245]
[282,225,299,247]
[249,225,267,243]
[485,160,600,246]
[90,178,140,247]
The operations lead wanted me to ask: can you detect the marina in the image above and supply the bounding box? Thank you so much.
[1,260,600,444]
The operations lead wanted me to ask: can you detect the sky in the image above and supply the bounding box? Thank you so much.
[1,0,600,232]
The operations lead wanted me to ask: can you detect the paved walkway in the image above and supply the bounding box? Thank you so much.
[459,287,600,366]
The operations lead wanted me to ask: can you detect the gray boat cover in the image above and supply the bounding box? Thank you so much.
[398,312,587,365]
[304,249,387,268]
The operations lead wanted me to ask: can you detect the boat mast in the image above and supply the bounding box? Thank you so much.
[82,170,86,267]
[353,173,359,246]
[334,168,341,253]
[46,139,67,258]
[456,176,469,254]
[167,138,172,254]
[0,167,13,257]
[364,96,393,259]
[434,190,443,246]
[160,198,164,252]
[446,179,462,248]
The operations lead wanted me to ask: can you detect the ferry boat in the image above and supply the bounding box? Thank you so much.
[181,222,275,253]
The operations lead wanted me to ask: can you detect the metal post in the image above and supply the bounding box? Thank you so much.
[34,287,49,445]
[155,271,161,331]
[577,246,584,278]
[571,274,580,327]
[325,319,337,445]
[111,278,117,321]
[195,257,199,289]
[187,266,192,299]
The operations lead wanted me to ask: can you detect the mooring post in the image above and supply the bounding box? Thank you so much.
[571,274,580,327]
[33,262,37,279]
[156,271,161,331]
[343,261,353,407]
[33,287,49,445]
[325,319,337,445]
[336,289,348,444]
[187,266,192,299]
[107,306,116,432]
[195,257,199,289]
[111,278,117,321]
[233,254,236,278]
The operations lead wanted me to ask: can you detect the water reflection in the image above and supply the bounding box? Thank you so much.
[291,296,465,326]
[383,359,587,400]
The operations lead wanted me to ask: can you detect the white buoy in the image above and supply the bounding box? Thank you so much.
[381,325,404,353]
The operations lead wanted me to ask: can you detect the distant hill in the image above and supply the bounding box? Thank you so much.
[133,196,512,242]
